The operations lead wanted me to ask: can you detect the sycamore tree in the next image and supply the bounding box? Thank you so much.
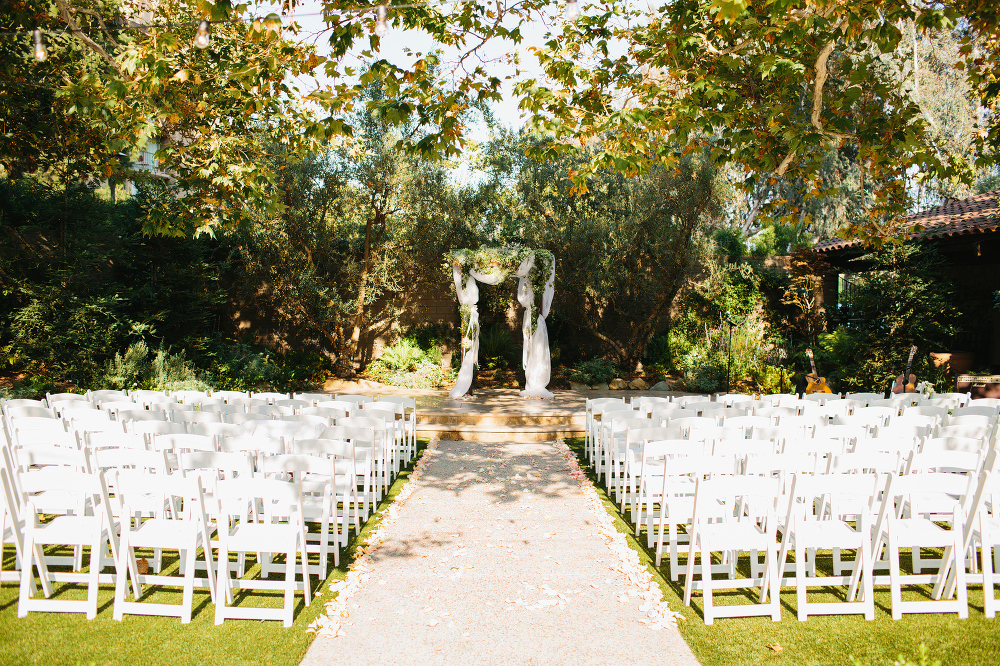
[516,0,1000,241]
[2,0,550,237]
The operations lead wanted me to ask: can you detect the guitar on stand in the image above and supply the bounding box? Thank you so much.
[804,348,833,394]
[891,345,919,394]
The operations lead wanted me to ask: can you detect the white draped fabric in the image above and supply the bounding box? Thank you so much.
[448,253,555,399]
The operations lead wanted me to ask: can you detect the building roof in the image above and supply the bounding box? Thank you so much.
[814,189,1000,253]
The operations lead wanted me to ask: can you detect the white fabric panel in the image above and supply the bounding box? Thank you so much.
[450,265,480,399]
[449,253,554,400]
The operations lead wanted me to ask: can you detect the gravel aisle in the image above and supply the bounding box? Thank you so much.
[301,439,700,666]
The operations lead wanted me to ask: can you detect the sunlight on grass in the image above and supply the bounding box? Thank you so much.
[562,438,1000,666]
[0,441,429,666]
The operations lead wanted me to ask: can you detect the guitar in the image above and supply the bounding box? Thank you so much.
[805,348,833,394]
[892,345,919,394]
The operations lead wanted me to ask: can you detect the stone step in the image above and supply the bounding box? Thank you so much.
[417,413,585,427]
[416,422,585,442]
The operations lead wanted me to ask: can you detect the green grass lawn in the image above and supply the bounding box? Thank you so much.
[5,438,1000,666]
[0,441,428,666]
[562,438,1000,666]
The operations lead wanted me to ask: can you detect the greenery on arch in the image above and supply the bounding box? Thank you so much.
[444,246,555,338]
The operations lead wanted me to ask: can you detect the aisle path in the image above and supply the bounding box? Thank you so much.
[301,439,700,666]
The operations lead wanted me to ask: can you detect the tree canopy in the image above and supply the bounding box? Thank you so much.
[3,0,999,240]
[517,0,1000,240]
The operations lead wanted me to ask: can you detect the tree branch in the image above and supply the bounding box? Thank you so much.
[56,0,121,74]
[811,19,850,135]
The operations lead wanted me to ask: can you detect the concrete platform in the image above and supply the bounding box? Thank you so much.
[348,387,694,442]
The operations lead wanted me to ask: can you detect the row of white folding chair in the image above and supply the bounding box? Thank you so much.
[674,467,981,623]
[103,442,355,580]
[585,397,627,468]
[634,441,959,577]
[8,455,315,626]
[7,393,408,452]
[375,396,418,464]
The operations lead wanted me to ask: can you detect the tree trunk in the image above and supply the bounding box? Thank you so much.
[340,214,378,376]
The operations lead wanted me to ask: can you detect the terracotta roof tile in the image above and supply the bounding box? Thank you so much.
[814,189,1000,253]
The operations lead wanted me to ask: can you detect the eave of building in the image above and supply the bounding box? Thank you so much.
[813,190,1000,258]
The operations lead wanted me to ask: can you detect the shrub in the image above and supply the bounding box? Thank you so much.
[365,337,456,389]
[571,357,615,386]
[0,376,58,400]
[100,341,210,392]
[269,350,333,392]
[377,338,426,372]
[203,339,275,391]
[478,323,518,370]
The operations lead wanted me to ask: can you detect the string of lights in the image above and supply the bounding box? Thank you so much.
[5,0,579,61]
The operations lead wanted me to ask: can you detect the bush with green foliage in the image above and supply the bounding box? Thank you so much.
[0,376,58,401]
[668,249,789,393]
[478,323,518,370]
[819,242,960,392]
[571,357,615,386]
[0,179,224,387]
[365,337,456,389]
[268,350,334,392]
[101,341,211,392]
[201,338,275,391]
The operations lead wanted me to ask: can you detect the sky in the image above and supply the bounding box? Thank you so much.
[278,1,559,136]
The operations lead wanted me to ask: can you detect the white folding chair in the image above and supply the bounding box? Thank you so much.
[128,391,176,409]
[359,403,405,473]
[261,453,353,573]
[170,410,222,425]
[45,392,90,406]
[863,472,973,619]
[208,391,247,403]
[335,394,374,405]
[1,465,50,596]
[907,405,950,420]
[170,390,212,404]
[17,468,124,619]
[213,476,312,627]
[920,436,985,455]
[301,428,374,525]
[337,416,390,500]
[652,454,739,578]
[274,399,313,411]
[592,403,635,480]
[630,435,696,540]
[3,404,57,420]
[87,390,131,405]
[683,475,782,624]
[776,472,878,620]
[111,470,217,623]
[951,405,1000,419]
[249,391,292,404]
[293,392,335,405]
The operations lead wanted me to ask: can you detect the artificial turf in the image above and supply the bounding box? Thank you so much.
[0,440,429,666]
[5,437,1000,666]
[561,437,1000,666]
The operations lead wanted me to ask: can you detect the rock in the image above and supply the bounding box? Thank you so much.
[650,381,672,391]
[629,378,650,391]
[570,382,595,391]
[358,379,383,389]
[609,378,629,390]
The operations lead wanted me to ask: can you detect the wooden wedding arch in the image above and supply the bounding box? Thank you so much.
[446,247,555,399]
